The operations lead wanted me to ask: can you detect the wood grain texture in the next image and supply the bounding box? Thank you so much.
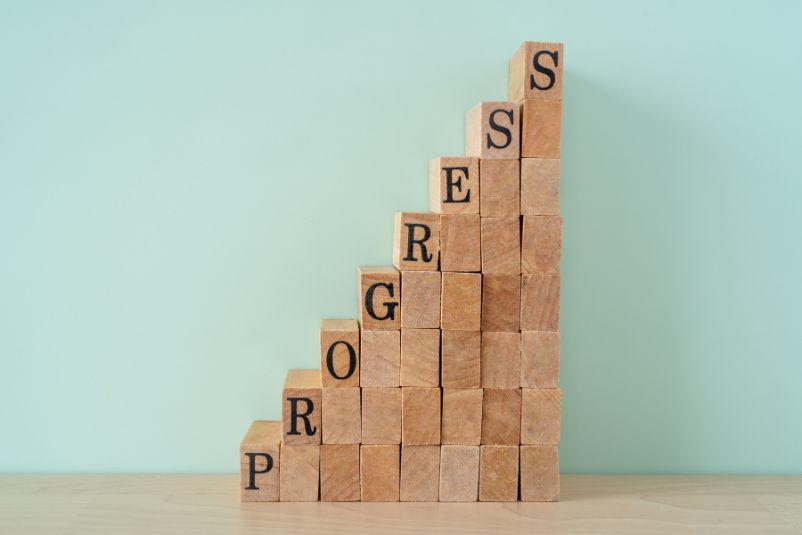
[481,389,521,446]
[440,330,481,388]
[479,445,519,502]
[429,157,479,214]
[521,158,560,216]
[465,102,520,160]
[521,388,561,445]
[4,475,802,534]
[401,387,441,445]
[279,445,319,502]
[282,370,322,445]
[393,212,440,271]
[358,266,401,330]
[441,388,483,445]
[320,319,360,388]
[508,41,564,102]
[321,387,361,444]
[480,218,520,275]
[360,329,400,387]
[521,99,562,159]
[520,331,560,389]
[479,159,520,217]
[239,421,280,502]
[520,274,560,332]
[440,214,481,272]
[439,445,480,502]
[521,216,562,275]
[360,445,400,502]
[520,445,559,502]
[361,387,401,445]
[400,271,440,329]
[481,274,521,332]
[481,332,521,388]
[320,444,360,502]
[440,272,481,331]
[400,328,440,387]
[400,445,440,502]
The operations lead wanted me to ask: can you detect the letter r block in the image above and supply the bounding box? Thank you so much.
[358,266,401,330]
[429,157,479,214]
[508,41,564,102]
[282,369,322,445]
[465,101,520,160]
[393,212,440,271]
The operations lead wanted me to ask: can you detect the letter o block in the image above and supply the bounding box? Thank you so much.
[319,319,360,388]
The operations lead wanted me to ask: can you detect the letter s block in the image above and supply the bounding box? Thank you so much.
[465,101,520,160]
[282,369,322,445]
[508,41,564,102]
[240,420,281,502]
[358,266,401,330]
[393,212,440,271]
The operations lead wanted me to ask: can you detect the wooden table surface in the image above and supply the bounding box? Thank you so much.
[2,475,800,534]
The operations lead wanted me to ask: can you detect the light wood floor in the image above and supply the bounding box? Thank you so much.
[2,475,800,534]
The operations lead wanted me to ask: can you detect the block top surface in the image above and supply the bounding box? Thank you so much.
[240,420,281,449]
[358,266,399,275]
[320,319,359,331]
[283,369,321,389]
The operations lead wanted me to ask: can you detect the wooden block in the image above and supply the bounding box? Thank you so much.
[520,445,560,501]
[521,216,562,274]
[429,156,479,214]
[320,444,360,502]
[358,266,400,330]
[240,420,281,502]
[481,332,521,388]
[360,329,400,387]
[508,41,564,102]
[521,331,560,388]
[479,159,520,217]
[282,370,321,445]
[481,388,521,445]
[479,445,519,502]
[360,445,400,502]
[439,445,480,502]
[440,214,480,272]
[361,387,401,444]
[400,328,440,387]
[441,330,480,388]
[441,388,483,445]
[440,272,481,331]
[521,388,562,445]
[319,319,359,388]
[401,387,441,445]
[481,274,521,332]
[521,99,562,159]
[400,271,440,328]
[400,445,440,502]
[465,101,520,160]
[279,444,319,501]
[521,158,560,216]
[393,212,440,271]
[520,274,560,331]
[321,387,361,444]
[480,218,520,275]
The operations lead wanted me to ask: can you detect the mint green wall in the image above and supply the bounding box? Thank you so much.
[2,1,801,473]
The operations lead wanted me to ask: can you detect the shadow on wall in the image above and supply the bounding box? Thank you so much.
[559,72,701,474]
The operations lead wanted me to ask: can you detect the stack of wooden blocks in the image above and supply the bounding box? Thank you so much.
[240,41,564,503]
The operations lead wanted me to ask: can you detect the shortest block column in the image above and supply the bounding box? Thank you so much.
[240,420,281,502]
[520,446,560,502]
[439,445,480,502]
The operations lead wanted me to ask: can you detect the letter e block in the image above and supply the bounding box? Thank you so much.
[429,156,479,214]
[521,216,562,274]
[240,420,280,502]
[320,319,359,388]
[279,444,319,502]
[521,158,560,216]
[521,331,560,388]
[320,444,360,502]
[481,332,521,388]
[481,388,521,445]
[521,388,562,445]
[321,387,361,444]
[358,266,400,330]
[520,445,560,501]
[393,212,440,271]
[441,272,481,331]
[282,369,321,445]
[521,99,562,159]
[361,387,401,444]
[360,445,400,502]
[441,388,483,445]
[479,445,519,502]
[480,159,520,217]
[401,271,440,328]
[401,387,441,445]
[441,330,480,388]
[482,274,521,332]
[520,274,560,331]
[508,41,564,102]
[439,445,480,502]
[465,101,520,160]
[400,445,440,501]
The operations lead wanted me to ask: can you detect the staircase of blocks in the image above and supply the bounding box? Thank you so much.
[239,41,564,503]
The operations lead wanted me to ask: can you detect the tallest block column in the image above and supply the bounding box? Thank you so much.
[509,41,564,502]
